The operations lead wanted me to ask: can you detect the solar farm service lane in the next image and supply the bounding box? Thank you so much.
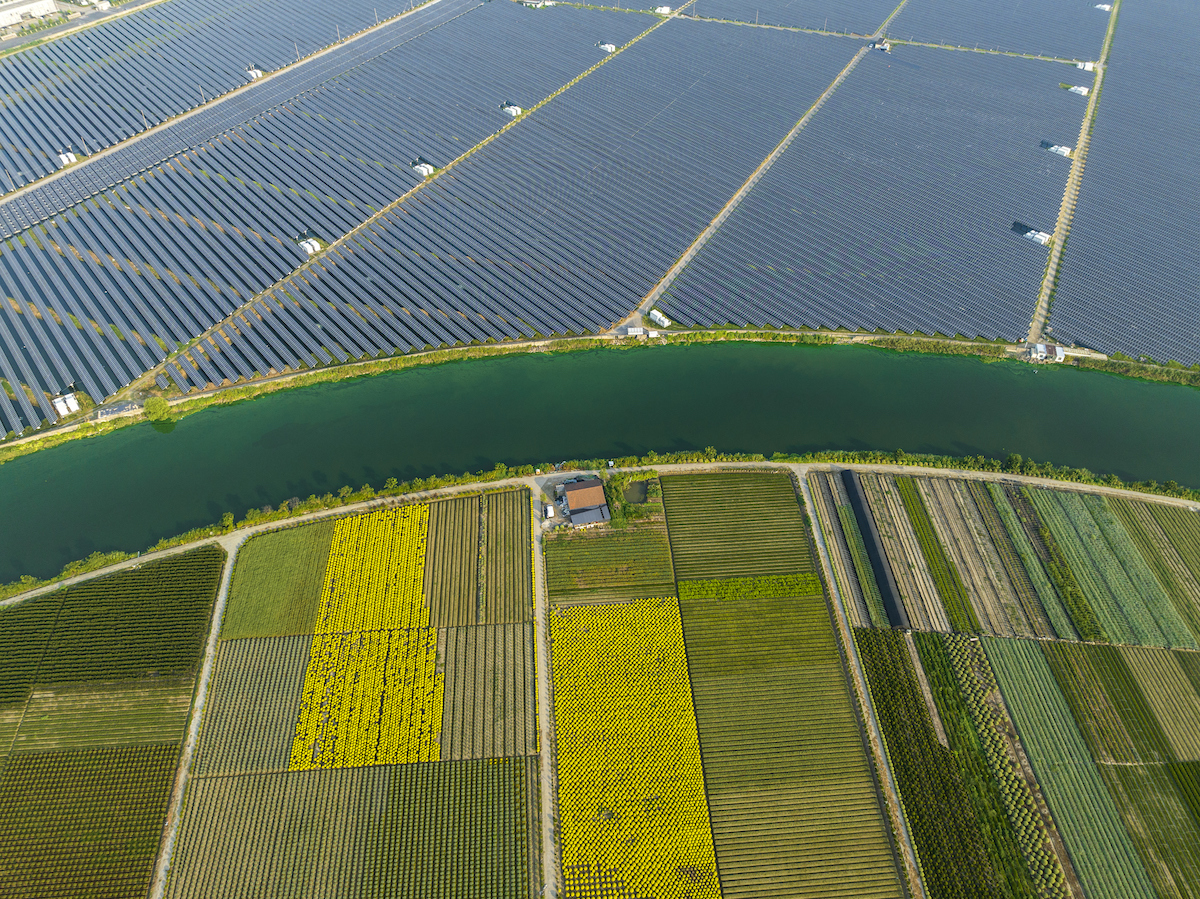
[889,0,1110,62]
[660,46,1085,341]
[206,19,858,384]
[687,0,898,36]
[0,2,654,432]
[1048,0,1200,365]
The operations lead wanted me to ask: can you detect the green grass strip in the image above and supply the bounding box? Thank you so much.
[895,477,979,633]
[677,573,821,602]
[836,504,890,627]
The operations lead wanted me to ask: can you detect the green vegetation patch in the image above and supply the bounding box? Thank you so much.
[855,627,1006,899]
[661,472,813,580]
[545,522,674,604]
[835,503,890,626]
[1097,761,1200,899]
[424,496,479,628]
[166,759,535,899]
[911,633,1043,899]
[482,490,532,624]
[894,476,979,633]
[221,520,335,639]
[0,546,223,700]
[1120,645,1200,762]
[985,637,1156,899]
[1147,504,1200,639]
[1040,642,1165,765]
[192,635,311,778]
[0,591,62,706]
[987,485,1077,640]
[682,597,902,899]
[677,573,821,602]
[13,677,193,753]
[0,743,180,899]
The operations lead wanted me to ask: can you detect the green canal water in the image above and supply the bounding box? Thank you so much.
[2,342,1198,582]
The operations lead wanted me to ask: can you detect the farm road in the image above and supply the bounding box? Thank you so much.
[529,490,560,899]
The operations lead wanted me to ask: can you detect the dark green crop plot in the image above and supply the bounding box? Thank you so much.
[0,592,61,706]
[221,520,335,639]
[911,633,1040,899]
[894,477,979,633]
[425,496,480,628]
[855,627,1002,899]
[676,573,821,602]
[544,523,675,604]
[482,490,532,625]
[38,545,223,684]
[661,472,813,580]
[0,743,179,899]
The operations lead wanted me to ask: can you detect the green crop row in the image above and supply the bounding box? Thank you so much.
[935,634,1068,899]
[544,523,674,604]
[0,545,223,706]
[1109,499,1200,643]
[660,472,814,580]
[986,485,1077,640]
[481,490,532,625]
[0,743,180,899]
[677,573,821,602]
[855,628,1002,899]
[835,504,890,627]
[894,477,979,633]
[1009,488,1104,642]
[984,637,1156,899]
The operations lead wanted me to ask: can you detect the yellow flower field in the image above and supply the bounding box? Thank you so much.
[290,506,443,769]
[551,597,721,899]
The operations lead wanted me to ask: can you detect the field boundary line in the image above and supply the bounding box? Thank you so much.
[147,531,244,899]
[796,469,928,899]
[874,0,908,39]
[1027,0,1121,344]
[131,6,679,396]
[530,491,561,899]
[615,43,867,331]
[888,39,1086,65]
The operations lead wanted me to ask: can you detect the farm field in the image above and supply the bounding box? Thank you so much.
[544,522,676,604]
[171,496,541,896]
[0,545,224,898]
[220,520,336,640]
[811,470,1200,651]
[550,597,719,899]
[660,471,813,579]
[682,593,902,899]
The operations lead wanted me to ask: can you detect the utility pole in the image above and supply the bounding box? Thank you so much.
[4,167,14,193]
[295,40,300,61]
[374,7,378,23]
[336,23,340,40]
[141,109,148,131]
[199,85,206,104]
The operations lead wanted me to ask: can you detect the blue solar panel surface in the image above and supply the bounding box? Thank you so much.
[1047,0,1200,364]
[660,47,1081,339]
[692,0,897,36]
[889,0,1110,62]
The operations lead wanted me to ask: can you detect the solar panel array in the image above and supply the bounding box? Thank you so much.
[1,0,1186,431]
[660,47,1082,340]
[0,0,482,238]
[888,0,1109,62]
[0,1,654,430]
[1047,0,1200,364]
[0,0,430,189]
[192,21,855,387]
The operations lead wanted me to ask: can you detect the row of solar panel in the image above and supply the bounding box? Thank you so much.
[0,0,479,237]
[153,21,858,398]
[659,47,1085,342]
[1047,0,1200,365]
[0,1,654,432]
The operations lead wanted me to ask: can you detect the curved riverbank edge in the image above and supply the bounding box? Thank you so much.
[3,329,1197,468]
[4,453,1199,605]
